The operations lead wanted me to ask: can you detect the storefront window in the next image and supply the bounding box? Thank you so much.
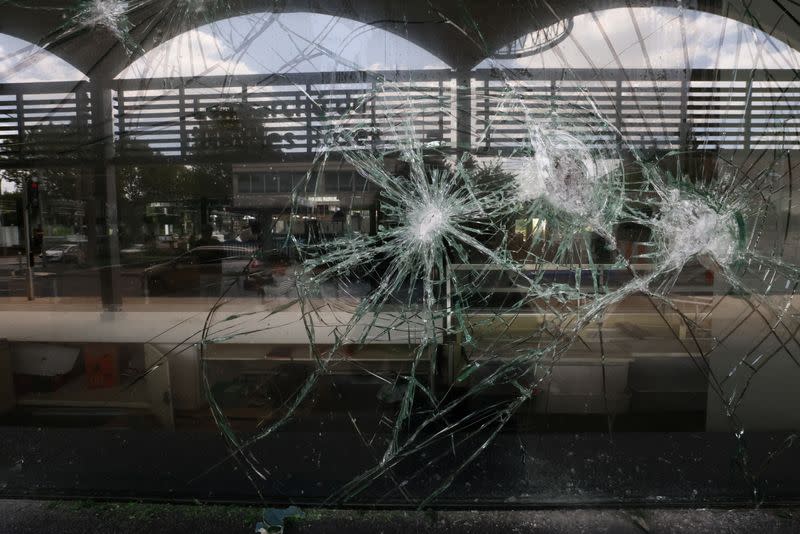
[1,1,800,508]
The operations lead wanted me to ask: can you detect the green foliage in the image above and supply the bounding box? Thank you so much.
[0,121,233,205]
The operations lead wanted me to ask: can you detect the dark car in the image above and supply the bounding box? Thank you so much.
[143,245,271,296]
[41,244,85,264]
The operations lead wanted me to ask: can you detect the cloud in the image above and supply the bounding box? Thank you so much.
[478,7,800,70]
[117,27,257,79]
[0,177,18,194]
[0,37,86,82]
[120,12,448,79]
[4,8,795,83]
[2,10,451,83]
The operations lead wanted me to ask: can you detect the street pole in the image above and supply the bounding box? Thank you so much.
[21,177,33,300]
[38,173,46,269]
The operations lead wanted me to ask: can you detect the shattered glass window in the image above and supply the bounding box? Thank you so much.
[1,0,800,508]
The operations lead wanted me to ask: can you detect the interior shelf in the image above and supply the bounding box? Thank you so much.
[16,375,150,409]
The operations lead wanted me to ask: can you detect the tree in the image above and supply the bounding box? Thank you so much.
[116,139,186,203]
[0,104,278,243]
[0,122,91,200]
[192,102,273,159]
[181,102,278,225]
[0,123,184,244]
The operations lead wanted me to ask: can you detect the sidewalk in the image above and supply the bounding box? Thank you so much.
[0,500,798,533]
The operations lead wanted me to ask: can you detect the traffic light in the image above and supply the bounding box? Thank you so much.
[28,178,40,210]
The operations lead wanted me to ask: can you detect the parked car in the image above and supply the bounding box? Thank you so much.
[120,243,146,255]
[143,244,271,296]
[41,244,84,264]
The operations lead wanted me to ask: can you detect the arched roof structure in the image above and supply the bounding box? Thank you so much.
[116,11,450,79]
[0,1,798,77]
[474,6,800,70]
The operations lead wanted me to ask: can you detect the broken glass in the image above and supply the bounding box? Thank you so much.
[0,0,799,508]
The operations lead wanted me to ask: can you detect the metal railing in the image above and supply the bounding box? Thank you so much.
[473,68,800,152]
[0,68,798,168]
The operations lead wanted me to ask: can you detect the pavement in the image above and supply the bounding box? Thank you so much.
[1,500,799,533]
[0,499,262,534]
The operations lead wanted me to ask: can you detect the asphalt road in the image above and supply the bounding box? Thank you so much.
[0,260,146,298]
[0,259,271,299]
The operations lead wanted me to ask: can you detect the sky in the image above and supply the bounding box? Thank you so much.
[0,7,798,82]
[477,7,800,70]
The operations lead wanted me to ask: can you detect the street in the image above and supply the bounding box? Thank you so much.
[0,258,144,298]
[0,254,272,299]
